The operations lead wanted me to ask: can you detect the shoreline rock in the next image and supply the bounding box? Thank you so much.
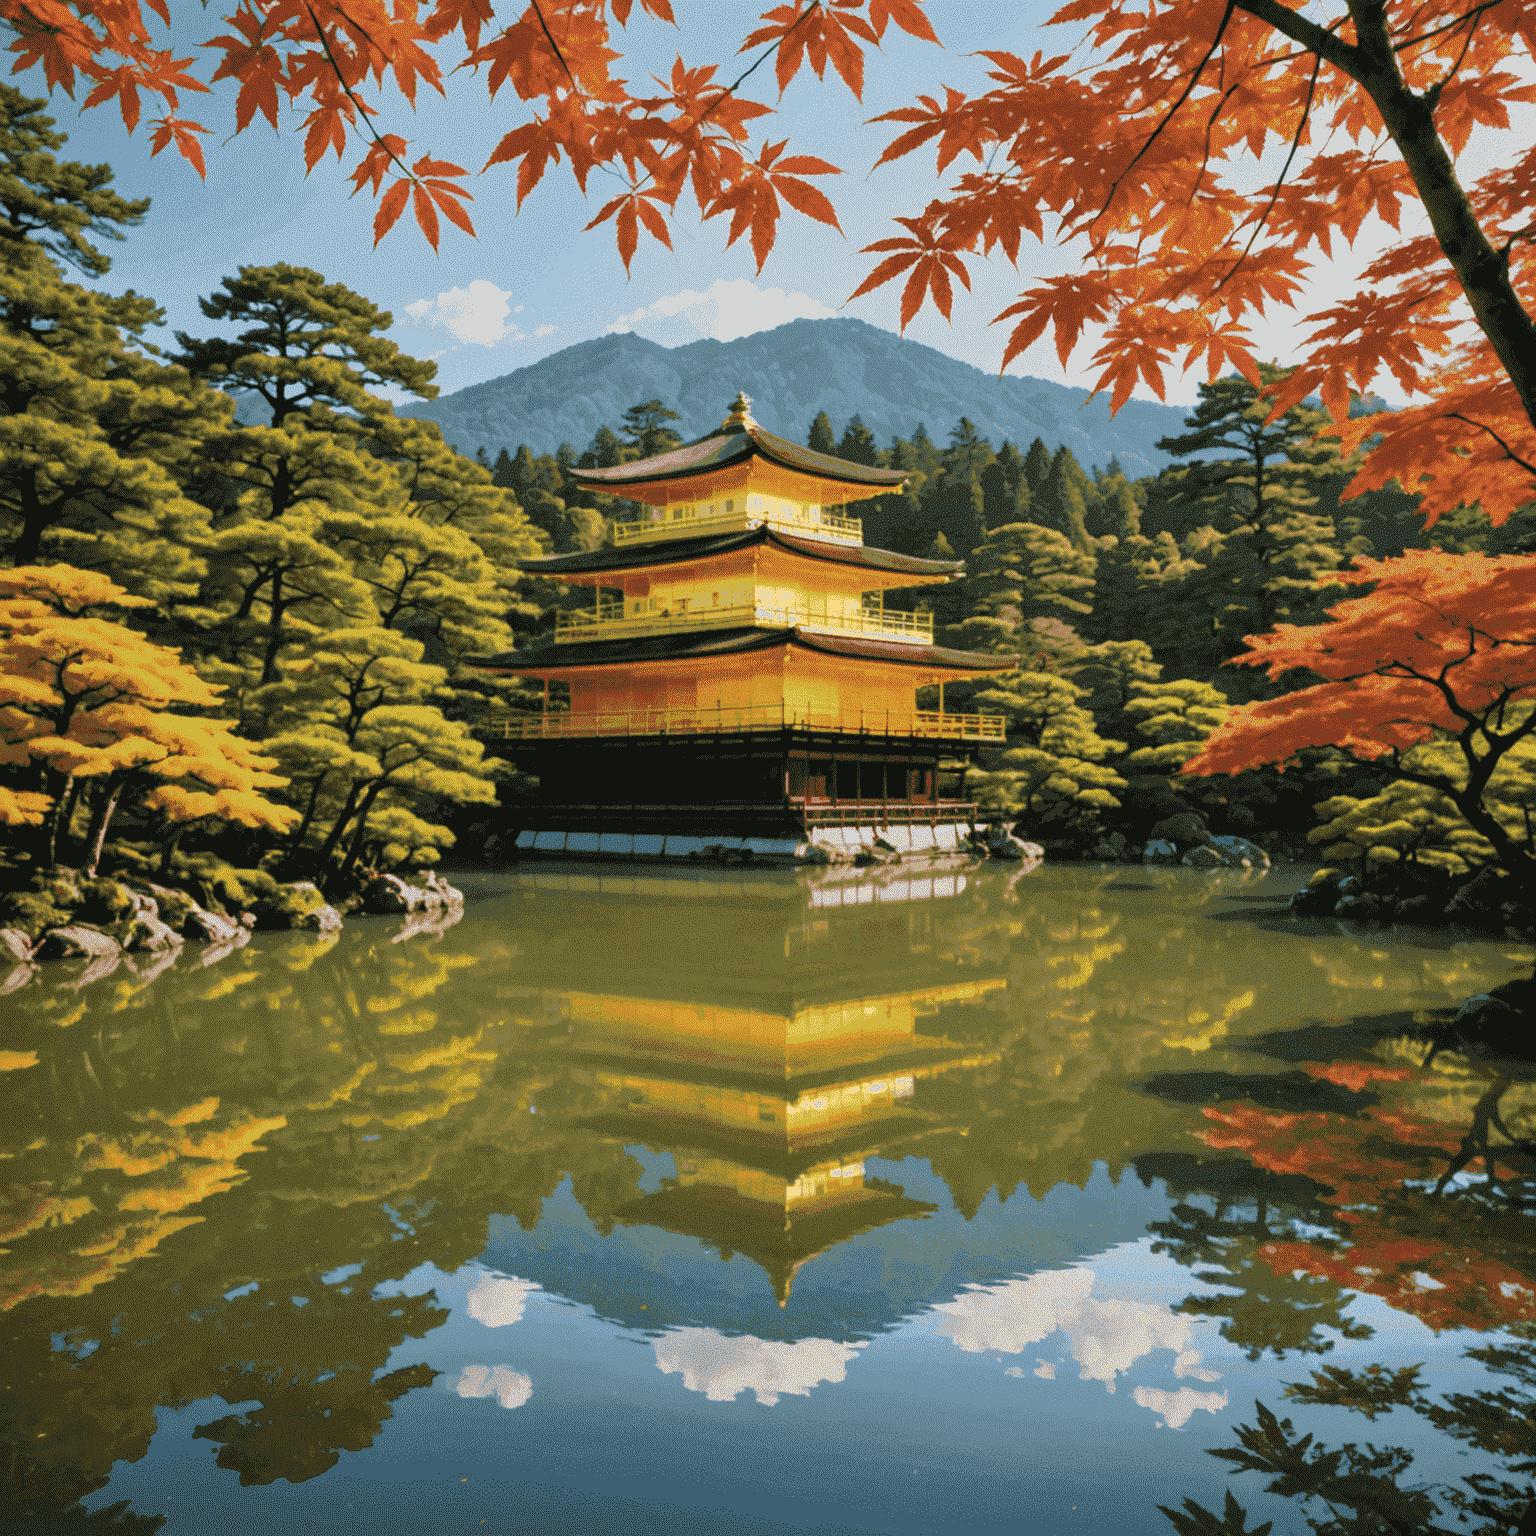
[0,864,466,995]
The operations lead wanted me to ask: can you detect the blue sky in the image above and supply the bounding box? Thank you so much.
[18,1,1514,415]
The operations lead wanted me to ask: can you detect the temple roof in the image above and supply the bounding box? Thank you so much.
[472,625,1018,674]
[517,524,962,580]
[569,392,907,492]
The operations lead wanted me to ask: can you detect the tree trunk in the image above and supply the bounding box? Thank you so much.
[45,772,74,869]
[332,782,387,895]
[157,819,190,873]
[81,773,126,878]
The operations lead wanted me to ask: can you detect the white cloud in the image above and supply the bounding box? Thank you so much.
[455,1364,533,1410]
[932,1268,1222,1417]
[465,1271,540,1328]
[404,280,524,346]
[1133,1385,1229,1430]
[607,279,836,345]
[534,324,557,338]
[654,1328,862,1406]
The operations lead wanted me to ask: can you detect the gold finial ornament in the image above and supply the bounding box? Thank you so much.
[721,391,757,430]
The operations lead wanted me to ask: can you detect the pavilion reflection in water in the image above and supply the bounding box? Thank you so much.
[504,865,1015,1304]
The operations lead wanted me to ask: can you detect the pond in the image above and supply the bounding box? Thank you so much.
[3,861,1533,1535]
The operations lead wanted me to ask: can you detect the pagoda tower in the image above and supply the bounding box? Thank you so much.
[476,394,1017,859]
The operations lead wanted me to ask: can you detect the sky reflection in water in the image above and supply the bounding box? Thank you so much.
[1,861,1532,1534]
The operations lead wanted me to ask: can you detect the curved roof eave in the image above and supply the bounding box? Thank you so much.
[470,625,1018,674]
[518,524,962,580]
[568,423,907,491]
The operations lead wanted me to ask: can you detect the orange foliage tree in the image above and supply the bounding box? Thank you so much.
[3,1,1534,524]
[1181,549,1536,882]
[0,565,296,873]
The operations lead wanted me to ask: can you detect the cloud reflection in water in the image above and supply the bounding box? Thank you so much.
[654,1328,863,1405]
[934,1267,1226,1428]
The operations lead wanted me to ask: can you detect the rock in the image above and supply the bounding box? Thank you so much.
[238,911,258,929]
[185,905,242,945]
[252,881,328,930]
[35,923,121,961]
[1090,831,1128,861]
[421,871,464,908]
[30,867,84,910]
[1445,866,1508,923]
[1142,839,1179,865]
[987,834,1033,861]
[1150,812,1211,848]
[1209,835,1270,869]
[1396,894,1439,924]
[1288,885,1333,915]
[117,913,185,953]
[1334,892,1384,920]
[0,927,33,964]
[797,842,832,866]
[296,903,343,935]
[76,877,139,925]
[361,874,420,915]
[1180,844,1231,869]
[0,891,71,944]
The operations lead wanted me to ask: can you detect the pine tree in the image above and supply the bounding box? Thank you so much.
[1156,364,1347,644]
[949,522,1096,657]
[807,410,836,455]
[836,415,881,467]
[619,400,682,460]
[1033,445,1095,553]
[490,448,516,488]
[980,442,1030,530]
[0,85,226,605]
[1022,438,1053,501]
[927,419,996,557]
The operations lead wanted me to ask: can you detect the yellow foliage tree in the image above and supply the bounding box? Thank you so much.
[0,565,296,871]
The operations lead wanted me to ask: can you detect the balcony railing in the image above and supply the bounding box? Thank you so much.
[554,599,933,646]
[475,703,1005,743]
[613,504,863,549]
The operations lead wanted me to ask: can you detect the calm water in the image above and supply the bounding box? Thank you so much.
[3,862,1533,1535]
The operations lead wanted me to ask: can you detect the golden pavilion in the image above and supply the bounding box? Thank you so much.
[476,394,1016,857]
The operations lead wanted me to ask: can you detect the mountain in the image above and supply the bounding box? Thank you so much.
[396,318,1192,478]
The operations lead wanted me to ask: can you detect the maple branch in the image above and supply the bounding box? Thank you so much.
[1231,0,1361,76]
[616,3,819,199]
[1212,51,1320,298]
[1388,1,1505,60]
[1086,0,1237,236]
[529,0,580,96]
[302,2,413,186]
[1442,413,1536,482]
[1419,2,1483,116]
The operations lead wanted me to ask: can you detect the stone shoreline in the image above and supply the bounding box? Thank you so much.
[0,867,466,997]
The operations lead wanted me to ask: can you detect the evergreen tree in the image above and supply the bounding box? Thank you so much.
[1021,437,1053,500]
[807,410,836,455]
[1033,445,1095,552]
[490,448,516,488]
[836,415,881,467]
[0,86,226,603]
[949,522,1095,657]
[1155,363,1347,642]
[927,418,995,557]
[980,442,1031,529]
[619,399,682,460]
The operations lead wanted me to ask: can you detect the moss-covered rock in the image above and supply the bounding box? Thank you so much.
[77,877,138,925]
[0,891,71,944]
[251,881,327,931]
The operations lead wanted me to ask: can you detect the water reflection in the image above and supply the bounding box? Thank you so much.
[0,862,1531,1533]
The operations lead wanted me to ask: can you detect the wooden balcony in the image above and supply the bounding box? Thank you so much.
[554,600,933,646]
[613,504,863,549]
[475,703,1006,743]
